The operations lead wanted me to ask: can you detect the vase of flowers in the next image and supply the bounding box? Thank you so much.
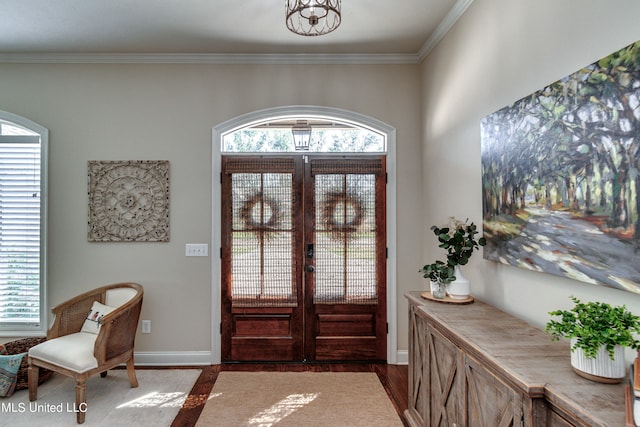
[420,217,486,299]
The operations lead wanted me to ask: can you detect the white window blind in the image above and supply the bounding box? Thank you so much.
[0,135,42,326]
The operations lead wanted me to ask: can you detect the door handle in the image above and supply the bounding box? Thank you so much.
[307,265,315,273]
[307,243,314,258]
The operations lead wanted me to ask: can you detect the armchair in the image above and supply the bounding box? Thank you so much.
[28,282,143,424]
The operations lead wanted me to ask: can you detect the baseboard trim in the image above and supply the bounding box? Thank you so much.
[134,350,408,366]
[134,351,212,366]
[395,350,408,365]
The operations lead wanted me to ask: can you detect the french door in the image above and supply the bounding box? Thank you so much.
[220,155,386,362]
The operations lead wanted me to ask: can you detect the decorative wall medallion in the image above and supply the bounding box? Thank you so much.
[88,160,169,242]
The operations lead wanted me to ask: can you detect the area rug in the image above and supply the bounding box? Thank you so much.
[196,371,403,427]
[0,368,201,426]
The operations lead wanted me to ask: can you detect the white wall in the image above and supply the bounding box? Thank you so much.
[421,0,640,359]
[0,62,423,359]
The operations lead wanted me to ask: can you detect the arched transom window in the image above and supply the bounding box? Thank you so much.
[222,117,386,153]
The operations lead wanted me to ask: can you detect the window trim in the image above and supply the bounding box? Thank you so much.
[0,110,48,337]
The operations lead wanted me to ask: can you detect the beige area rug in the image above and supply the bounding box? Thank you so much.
[196,371,403,427]
[0,368,200,426]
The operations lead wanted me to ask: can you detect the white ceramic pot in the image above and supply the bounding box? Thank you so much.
[446,266,470,299]
[569,338,625,383]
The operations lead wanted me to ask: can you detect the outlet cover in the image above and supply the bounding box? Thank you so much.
[141,320,151,334]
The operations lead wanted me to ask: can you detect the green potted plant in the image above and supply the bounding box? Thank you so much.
[420,217,486,300]
[419,260,455,298]
[431,217,487,266]
[545,296,640,383]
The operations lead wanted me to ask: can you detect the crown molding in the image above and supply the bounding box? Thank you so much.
[0,52,420,65]
[417,0,474,61]
[0,0,473,65]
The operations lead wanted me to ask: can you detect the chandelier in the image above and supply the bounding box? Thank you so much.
[285,0,342,36]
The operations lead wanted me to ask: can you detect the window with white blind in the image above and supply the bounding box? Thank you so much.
[0,112,48,336]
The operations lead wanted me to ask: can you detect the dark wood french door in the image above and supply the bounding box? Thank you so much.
[221,155,386,362]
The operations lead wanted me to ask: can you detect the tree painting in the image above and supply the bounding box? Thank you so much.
[481,40,640,294]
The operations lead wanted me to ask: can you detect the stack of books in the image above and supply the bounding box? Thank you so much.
[627,357,640,426]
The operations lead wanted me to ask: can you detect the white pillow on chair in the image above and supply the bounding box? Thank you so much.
[80,301,115,334]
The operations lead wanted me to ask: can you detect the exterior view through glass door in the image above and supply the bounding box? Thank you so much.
[221,155,386,362]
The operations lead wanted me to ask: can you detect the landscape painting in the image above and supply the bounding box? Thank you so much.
[480,40,640,294]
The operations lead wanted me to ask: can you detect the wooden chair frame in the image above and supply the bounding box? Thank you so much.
[28,282,143,424]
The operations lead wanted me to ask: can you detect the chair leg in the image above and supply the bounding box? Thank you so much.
[28,364,39,401]
[126,357,138,388]
[75,379,87,424]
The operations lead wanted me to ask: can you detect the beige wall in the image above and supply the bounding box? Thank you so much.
[5,0,639,362]
[421,0,640,359]
[0,62,422,357]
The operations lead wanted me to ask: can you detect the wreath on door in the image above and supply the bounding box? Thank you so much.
[239,192,282,235]
[321,191,365,238]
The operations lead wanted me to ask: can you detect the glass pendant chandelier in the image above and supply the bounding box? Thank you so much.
[285,0,341,36]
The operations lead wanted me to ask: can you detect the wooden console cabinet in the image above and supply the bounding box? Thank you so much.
[405,291,626,426]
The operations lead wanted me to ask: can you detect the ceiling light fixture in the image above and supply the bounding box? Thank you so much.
[285,0,341,36]
[291,120,312,151]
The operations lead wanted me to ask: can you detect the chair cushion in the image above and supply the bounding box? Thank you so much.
[105,287,137,308]
[0,353,25,397]
[28,332,98,373]
[81,300,115,334]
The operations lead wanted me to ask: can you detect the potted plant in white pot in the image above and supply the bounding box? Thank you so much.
[545,296,640,383]
[426,217,486,299]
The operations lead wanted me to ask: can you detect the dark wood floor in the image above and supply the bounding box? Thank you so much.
[169,363,409,427]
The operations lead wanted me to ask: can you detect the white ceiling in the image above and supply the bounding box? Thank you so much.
[0,0,472,62]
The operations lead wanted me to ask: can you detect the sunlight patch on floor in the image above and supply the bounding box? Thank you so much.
[117,391,188,409]
[247,393,319,426]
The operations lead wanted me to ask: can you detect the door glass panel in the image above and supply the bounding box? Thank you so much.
[231,172,296,307]
[314,173,378,304]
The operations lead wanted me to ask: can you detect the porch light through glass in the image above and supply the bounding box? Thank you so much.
[291,120,312,151]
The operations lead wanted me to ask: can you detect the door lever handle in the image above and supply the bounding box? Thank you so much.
[307,243,314,258]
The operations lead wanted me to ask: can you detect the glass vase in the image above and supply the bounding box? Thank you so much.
[432,281,446,299]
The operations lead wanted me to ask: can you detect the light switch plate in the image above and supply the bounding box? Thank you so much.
[185,243,208,257]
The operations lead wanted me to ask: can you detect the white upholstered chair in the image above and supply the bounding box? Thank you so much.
[28,282,144,424]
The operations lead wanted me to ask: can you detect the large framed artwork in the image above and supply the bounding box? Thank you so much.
[481,40,640,294]
[88,160,170,242]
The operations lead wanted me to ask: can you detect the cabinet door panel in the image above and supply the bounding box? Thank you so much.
[407,304,428,425]
[427,327,462,426]
[465,354,523,427]
[546,408,574,427]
